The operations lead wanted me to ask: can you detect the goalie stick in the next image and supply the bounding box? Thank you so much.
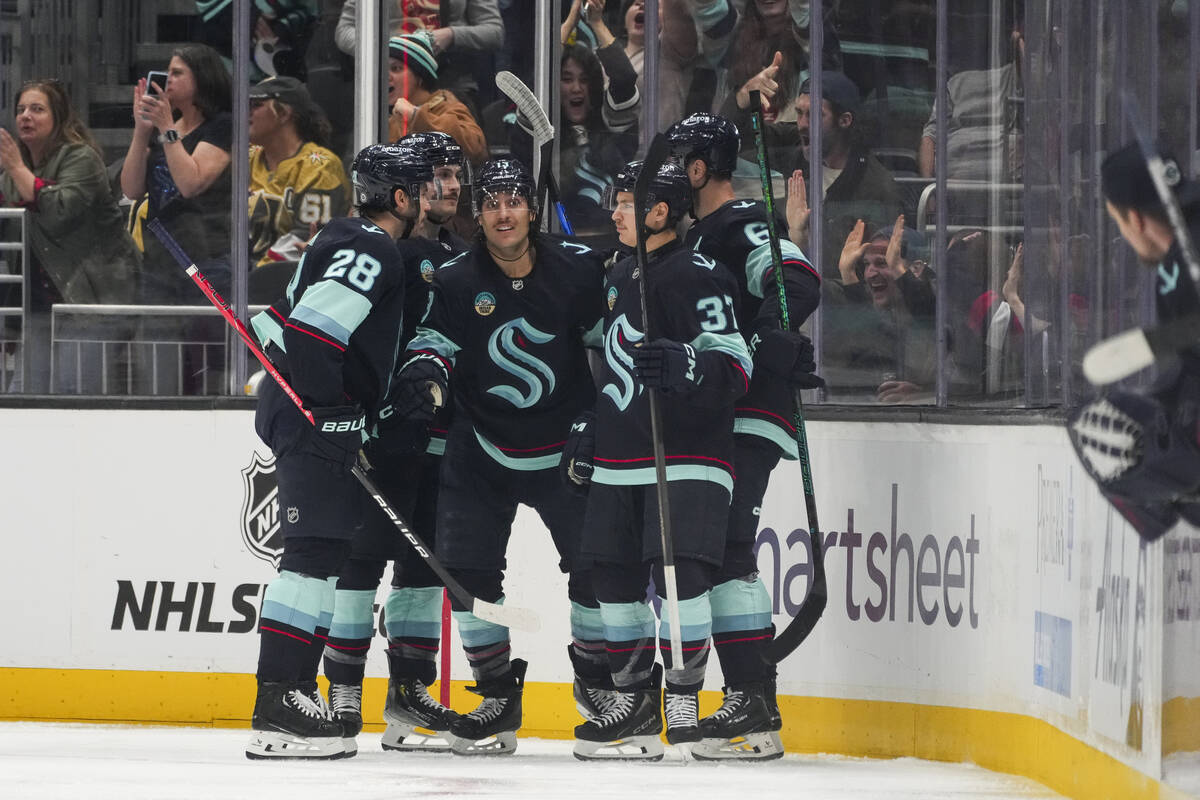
[1082,91,1200,386]
[747,91,828,664]
[634,133,684,667]
[146,219,540,633]
[495,70,576,235]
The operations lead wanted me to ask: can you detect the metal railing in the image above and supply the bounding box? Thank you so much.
[49,303,268,396]
[0,207,28,393]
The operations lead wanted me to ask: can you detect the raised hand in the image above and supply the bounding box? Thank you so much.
[737,51,784,112]
[786,170,811,250]
[838,219,869,284]
[883,214,906,279]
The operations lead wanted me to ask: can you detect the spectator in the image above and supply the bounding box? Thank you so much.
[387,33,488,167]
[121,44,233,304]
[335,0,504,116]
[715,0,841,125]
[775,71,904,276]
[247,76,350,268]
[193,0,319,82]
[823,216,936,402]
[918,9,1023,182]
[0,79,140,393]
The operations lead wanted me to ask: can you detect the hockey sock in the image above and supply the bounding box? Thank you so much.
[305,577,337,682]
[257,571,331,682]
[657,592,712,693]
[568,601,608,684]
[709,575,775,686]
[384,585,443,685]
[323,588,377,686]
[453,603,512,684]
[599,600,657,690]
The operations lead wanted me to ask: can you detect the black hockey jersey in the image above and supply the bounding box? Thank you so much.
[405,237,608,469]
[251,216,407,414]
[593,240,752,495]
[685,199,820,458]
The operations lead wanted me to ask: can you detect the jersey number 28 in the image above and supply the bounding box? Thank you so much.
[324,248,382,291]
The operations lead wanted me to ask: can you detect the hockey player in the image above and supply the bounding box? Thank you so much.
[393,157,609,755]
[412,131,472,251]
[320,133,471,753]
[568,159,753,760]
[664,112,822,759]
[1070,141,1200,542]
[244,142,435,760]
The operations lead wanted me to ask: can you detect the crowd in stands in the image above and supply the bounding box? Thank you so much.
[0,0,1051,403]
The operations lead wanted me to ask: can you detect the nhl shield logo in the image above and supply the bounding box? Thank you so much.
[240,451,282,568]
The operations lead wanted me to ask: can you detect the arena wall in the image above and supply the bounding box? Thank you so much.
[0,408,1194,799]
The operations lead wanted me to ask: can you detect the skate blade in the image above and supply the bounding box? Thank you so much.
[449,730,518,756]
[573,735,665,761]
[690,731,784,761]
[381,722,455,753]
[342,736,358,757]
[245,731,351,760]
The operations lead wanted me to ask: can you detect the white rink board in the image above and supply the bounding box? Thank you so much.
[0,408,1174,781]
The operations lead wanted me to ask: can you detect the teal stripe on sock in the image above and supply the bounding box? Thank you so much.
[709,577,772,633]
[657,592,712,642]
[570,602,605,642]
[384,586,444,639]
[453,600,510,647]
[260,570,327,633]
[600,600,655,642]
[329,588,376,640]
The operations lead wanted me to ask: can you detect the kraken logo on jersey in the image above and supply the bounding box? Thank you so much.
[486,318,557,407]
[601,313,645,411]
[240,452,282,569]
[474,291,497,316]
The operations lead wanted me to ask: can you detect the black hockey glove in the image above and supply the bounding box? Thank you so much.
[633,339,704,393]
[754,329,825,389]
[393,353,450,422]
[366,405,433,464]
[302,405,365,475]
[560,411,596,496]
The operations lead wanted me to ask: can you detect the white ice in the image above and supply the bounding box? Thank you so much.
[0,723,1061,800]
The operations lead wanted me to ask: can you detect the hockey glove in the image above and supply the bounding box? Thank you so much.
[560,411,596,496]
[366,405,433,464]
[754,329,825,389]
[634,339,704,393]
[393,352,450,422]
[302,405,366,475]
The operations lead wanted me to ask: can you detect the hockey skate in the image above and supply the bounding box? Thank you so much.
[573,665,664,761]
[326,681,362,755]
[448,659,527,756]
[574,677,621,723]
[246,681,351,760]
[381,678,459,752]
[691,683,784,761]
[663,689,701,744]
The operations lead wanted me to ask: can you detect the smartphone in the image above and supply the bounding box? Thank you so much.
[146,70,168,94]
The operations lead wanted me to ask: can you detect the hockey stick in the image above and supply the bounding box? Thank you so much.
[1081,91,1200,386]
[146,219,540,633]
[747,91,828,665]
[495,70,576,235]
[633,133,684,667]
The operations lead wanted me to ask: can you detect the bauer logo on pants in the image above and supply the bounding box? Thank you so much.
[240,452,283,569]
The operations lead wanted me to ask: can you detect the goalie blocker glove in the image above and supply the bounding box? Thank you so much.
[634,339,704,393]
[560,411,596,495]
[753,328,825,389]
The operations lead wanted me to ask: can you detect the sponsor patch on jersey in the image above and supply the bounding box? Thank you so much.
[240,452,282,569]
[474,291,497,316]
[420,258,435,283]
[607,285,618,310]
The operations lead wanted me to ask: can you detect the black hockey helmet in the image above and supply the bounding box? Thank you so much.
[350,142,434,212]
[398,131,473,189]
[606,159,692,225]
[665,112,741,177]
[472,157,537,216]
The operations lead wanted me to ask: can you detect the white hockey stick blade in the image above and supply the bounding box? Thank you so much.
[496,71,554,148]
[470,598,541,632]
[1082,328,1156,385]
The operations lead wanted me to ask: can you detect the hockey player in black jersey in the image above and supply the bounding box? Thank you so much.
[569,160,753,761]
[665,112,823,760]
[244,142,435,760]
[409,131,472,251]
[320,133,470,753]
[393,158,609,755]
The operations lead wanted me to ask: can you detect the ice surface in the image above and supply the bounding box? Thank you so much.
[0,723,1062,800]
